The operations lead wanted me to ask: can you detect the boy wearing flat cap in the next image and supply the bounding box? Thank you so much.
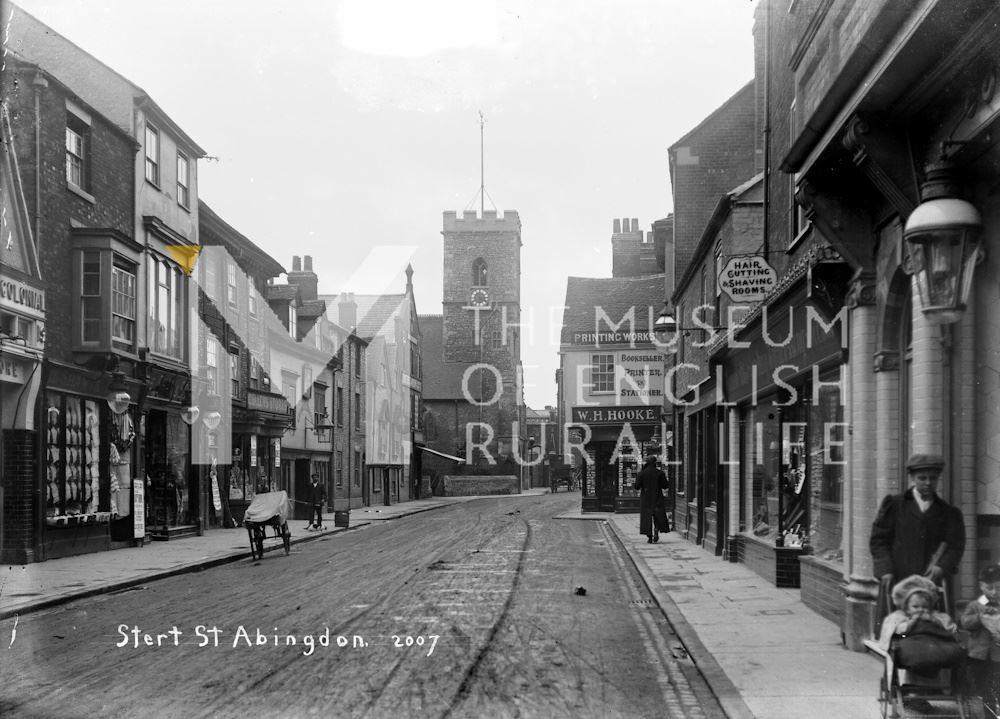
[870,453,966,601]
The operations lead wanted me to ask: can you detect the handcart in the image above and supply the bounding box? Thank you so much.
[242,491,291,561]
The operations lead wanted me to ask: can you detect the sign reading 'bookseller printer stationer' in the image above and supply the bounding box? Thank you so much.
[718,255,776,302]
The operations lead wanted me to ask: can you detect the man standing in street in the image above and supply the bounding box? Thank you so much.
[306,473,326,531]
[870,453,966,620]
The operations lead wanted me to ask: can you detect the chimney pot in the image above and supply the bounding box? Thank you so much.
[304,255,313,271]
[632,218,639,232]
[623,218,630,232]
[613,218,621,233]
[292,256,301,272]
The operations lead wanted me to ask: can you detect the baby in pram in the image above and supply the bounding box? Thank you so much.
[879,575,964,674]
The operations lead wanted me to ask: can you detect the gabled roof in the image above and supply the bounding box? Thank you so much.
[667,81,754,153]
[319,292,410,340]
[354,294,406,339]
[417,315,477,400]
[560,275,665,344]
[6,3,205,155]
[199,201,284,279]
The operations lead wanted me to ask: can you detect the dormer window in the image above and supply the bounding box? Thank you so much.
[472,257,487,286]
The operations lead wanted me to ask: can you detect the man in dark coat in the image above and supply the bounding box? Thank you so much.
[870,453,965,615]
[634,454,668,543]
[306,473,327,531]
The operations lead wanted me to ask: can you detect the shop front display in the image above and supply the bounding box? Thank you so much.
[43,390,130,558]
[720,278,846,591]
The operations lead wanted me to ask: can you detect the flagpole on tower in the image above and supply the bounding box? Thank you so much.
[479,110,485,215]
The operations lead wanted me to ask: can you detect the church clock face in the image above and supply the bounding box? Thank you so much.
[470,287,490,307]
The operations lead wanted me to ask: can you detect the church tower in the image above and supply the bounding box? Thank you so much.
[440,209,524,464]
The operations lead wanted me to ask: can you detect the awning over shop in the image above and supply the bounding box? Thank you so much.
[417,446,465,463]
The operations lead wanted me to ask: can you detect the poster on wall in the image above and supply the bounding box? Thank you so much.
[274,439,281,467]
[210,458,222,512]
[132,479,145,540]
[250,435,258,467]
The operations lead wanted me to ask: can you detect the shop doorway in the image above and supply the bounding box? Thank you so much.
[594,443,617,512]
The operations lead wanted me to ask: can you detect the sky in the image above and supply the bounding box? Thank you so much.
[10,0,757,409]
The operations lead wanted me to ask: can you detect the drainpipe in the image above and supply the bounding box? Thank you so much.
[33,72,47,255]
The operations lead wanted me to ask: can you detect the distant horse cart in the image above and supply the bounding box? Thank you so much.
[550,462,575,492]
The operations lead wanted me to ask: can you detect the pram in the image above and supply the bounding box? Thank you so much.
[242,491,291,561]
[874,577,981,718]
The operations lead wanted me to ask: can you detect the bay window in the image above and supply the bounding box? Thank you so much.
[147,254,186,360]
[71,230,140,353]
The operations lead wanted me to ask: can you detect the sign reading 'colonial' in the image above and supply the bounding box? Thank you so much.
[718,255,776,302]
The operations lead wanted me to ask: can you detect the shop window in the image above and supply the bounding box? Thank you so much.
[807,374,845,564]
[44,392,130,524]
[591,353,614,393]
[744,405,780,541]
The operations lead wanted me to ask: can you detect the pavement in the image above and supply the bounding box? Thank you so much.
[0,489,883,718]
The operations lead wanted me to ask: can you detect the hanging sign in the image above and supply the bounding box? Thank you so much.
[718,255,777,302]
[210,458,222,511]
[132,479,145,539]
[250,436,258,467]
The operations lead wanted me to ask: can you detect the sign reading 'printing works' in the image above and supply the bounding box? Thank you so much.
[718,255,776,302]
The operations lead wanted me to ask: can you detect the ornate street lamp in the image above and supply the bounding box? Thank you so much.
[903,161,983,325]
[653,302,678,345]
[180,405,200,426]
[106,370,131,415]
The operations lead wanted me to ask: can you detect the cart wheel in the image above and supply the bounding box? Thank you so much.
[255,530,264,560]
[283,525,291,555]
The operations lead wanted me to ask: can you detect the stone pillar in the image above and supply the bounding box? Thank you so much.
[954,296,977,599]
[909,283,944,456]
[843,272,879,651]
[726,407,740,561]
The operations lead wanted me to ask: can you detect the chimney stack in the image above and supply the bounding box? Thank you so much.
[339,292,358,331]
[287,254,317,301]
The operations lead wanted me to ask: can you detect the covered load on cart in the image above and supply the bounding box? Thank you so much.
[243,491,291,560]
